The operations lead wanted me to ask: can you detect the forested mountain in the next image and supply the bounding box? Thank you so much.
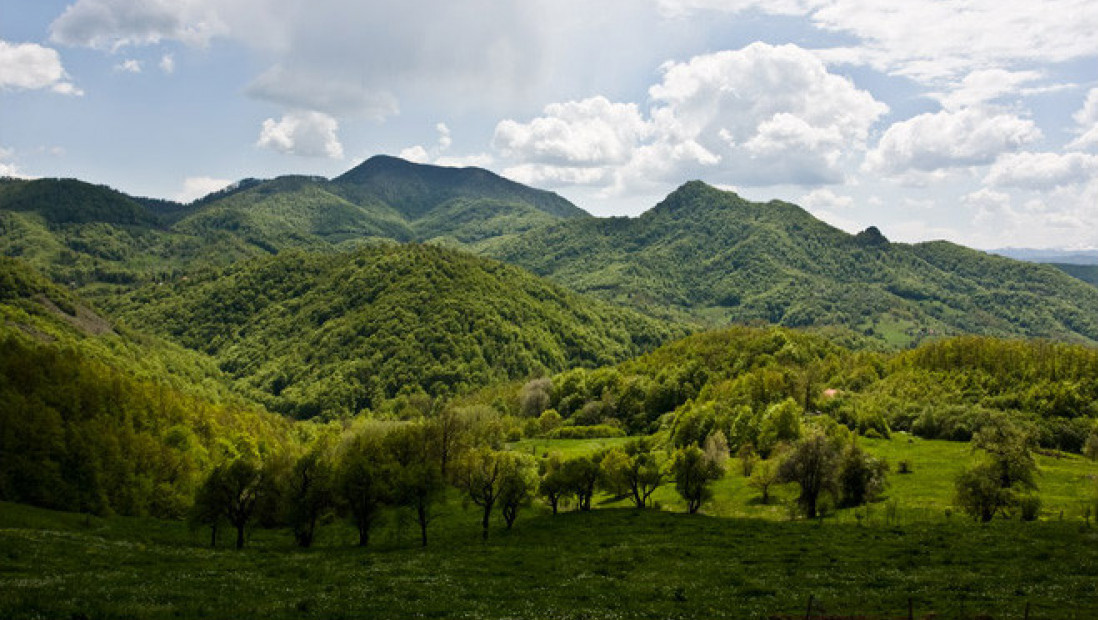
[0,158,589,296]
[5,160,1098,351]
[480,181,1098,347]
[108,244,681,418]
[0,257,293,516]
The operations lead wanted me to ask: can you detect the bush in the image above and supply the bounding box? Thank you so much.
[897,459,913,474]
[1018,494,1041,521]
[548,425,626,440]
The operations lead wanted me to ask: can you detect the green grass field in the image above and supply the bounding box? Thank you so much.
[4,435,1098,619]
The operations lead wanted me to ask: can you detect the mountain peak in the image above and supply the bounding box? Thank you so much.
[333,155,588,220]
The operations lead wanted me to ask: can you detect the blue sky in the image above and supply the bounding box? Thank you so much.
[2,0,1097,249]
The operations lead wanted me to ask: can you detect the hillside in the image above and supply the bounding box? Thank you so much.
[480,181,1098,347]
[0,257,292,516]
[0,158,590,296]
[109,244,682,418]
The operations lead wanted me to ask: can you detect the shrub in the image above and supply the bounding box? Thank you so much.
[549,425,626,440]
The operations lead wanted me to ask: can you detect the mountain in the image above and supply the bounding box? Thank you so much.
[0,158,589,296]
[993,248,1098,265]
[0,257,293,516]
[108,244,682,418]
[479,181,1098,347]
[333,155,587,220]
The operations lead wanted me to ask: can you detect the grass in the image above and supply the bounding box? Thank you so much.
[3,435,1097,619]
[3,500,1098,619]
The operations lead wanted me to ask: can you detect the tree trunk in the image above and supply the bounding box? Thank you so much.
[236,523,245,549]
[481,501,493,540]
[418,505,428,547]
[210,523,218,548]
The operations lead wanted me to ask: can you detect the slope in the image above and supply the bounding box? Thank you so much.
[0,257,292,516]
[480,181,1098,347]
[111,244,683,418]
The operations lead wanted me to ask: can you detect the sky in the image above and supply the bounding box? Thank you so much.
[1,0,1097,250]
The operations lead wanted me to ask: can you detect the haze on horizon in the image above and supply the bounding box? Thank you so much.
[1,0,1097,250]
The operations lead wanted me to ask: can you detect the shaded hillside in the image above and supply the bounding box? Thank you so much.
[480,181,1098,347]
[0,158,590,296]
[0,257,292,516]
[333,155,587,220]
[1052,263,1098,287]
[111,244,682,418]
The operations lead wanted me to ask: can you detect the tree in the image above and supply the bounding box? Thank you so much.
[455,447,508,540]
[747,458,780,504]
[386,423,446,547]
[737,444,759,477]
[836,441,888,508]
[606,438,666,509]
[337,431,390,547]
[778,429,840,519]
[954,419,1038,522]
[758,398,803,456]
[560,454,603,511]
[498,454,538,529]
[284,449,335,547]
[669,445,724,514]
[519,378,552,418]
[537,454,570,515]
[193,459,264,549]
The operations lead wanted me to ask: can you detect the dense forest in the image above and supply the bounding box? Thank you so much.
[105,245,680,417]
[4,159,1098,350]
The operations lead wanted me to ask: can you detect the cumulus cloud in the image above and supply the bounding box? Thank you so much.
[1069,88,1098,151]
[494,97,650,167]
[0,147,26,178]
[159,53,175,74]
[175,176,232,203]
[864,108,1041,176]
[799,188,854,210]
[49,0,227,50]
[495,43,887,193]
[986,152,1098,189]
[114,59,141,73]
[398,122,492,169]
[256,111,344,159]
[930,70,1044,111]
[658,0,1098,83]
[0,40,81,95]
[398,145,429,164]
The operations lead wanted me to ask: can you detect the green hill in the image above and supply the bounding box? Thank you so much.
[333,154,588,220]
[0,257,292,516]
[110,244,682,418]
[480,181,1098,347]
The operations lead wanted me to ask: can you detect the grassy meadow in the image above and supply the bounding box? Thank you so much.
[4,435,1098,619]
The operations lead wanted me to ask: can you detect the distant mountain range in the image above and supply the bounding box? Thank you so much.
[3,155,1098,354]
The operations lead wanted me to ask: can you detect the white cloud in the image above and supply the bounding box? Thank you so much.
[398,145,429,164]
[864,108,1040,175]
[114,59,141,73]
[434,153,494,168]
[0,40,82,95]
[0,147,27,178]
[159,53,175,74]
[495,43,887,193]
[1069,88,1098,151]
[931,69,1044,111]
[49,0,227,50]
[175,176,232,203]
[436,123,452,151]
[986,152,1098,189]
[256,111,344,159]
[494,97,650,166]
[659,0,1098,83]
[799,188,853,210]
[244,64,399,120]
